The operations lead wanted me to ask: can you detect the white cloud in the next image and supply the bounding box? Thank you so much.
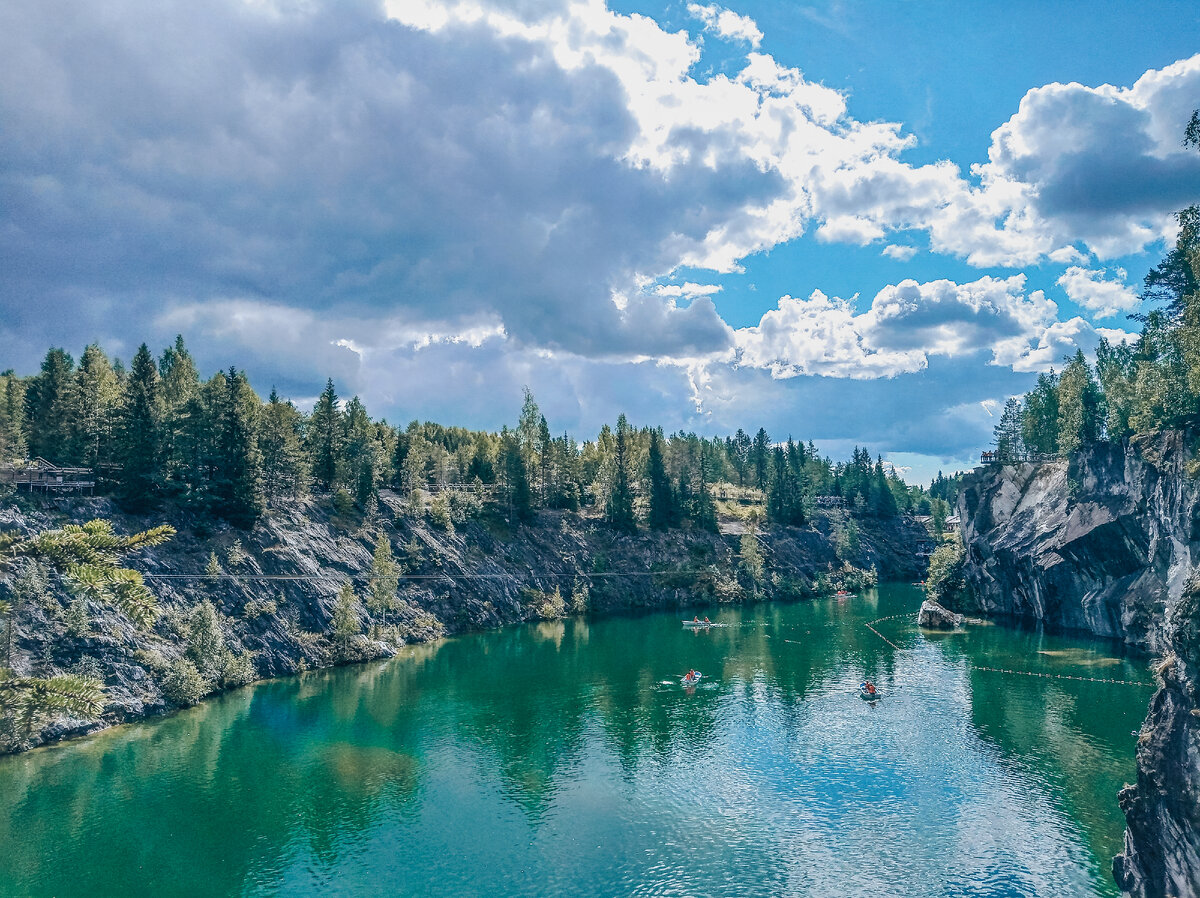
[733,274,1134,381]
[655,282,724,297]
[1055,266,1140,318]
[882,244,918,261]
[687,3,763,47]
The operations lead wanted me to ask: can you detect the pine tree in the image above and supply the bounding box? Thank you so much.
[646,429,674,530]
[208,368,263,527]
[307,379,342,492]
[607,415,637,533]
[691,445,718,533]
[115,344,163,510]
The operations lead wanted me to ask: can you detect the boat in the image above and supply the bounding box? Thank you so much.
[682,619,713,628]
[681,672,703,686]
[859,685,881,701]
[836,590,852,597]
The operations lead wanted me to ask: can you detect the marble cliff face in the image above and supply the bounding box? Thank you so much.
[957,432,1200,898]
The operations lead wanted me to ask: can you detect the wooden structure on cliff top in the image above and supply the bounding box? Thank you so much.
[0,458,96,494]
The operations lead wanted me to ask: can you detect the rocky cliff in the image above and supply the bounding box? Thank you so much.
[957,432,1200,898]
[0,491,926,753]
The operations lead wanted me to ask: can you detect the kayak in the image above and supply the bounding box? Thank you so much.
[836,590,852,597]
[859,687,881,701]
[682,672,703,686]
[682,620,713,628]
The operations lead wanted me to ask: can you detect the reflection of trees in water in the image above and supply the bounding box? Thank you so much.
[916,624,1146,886]
[0,660,429,896]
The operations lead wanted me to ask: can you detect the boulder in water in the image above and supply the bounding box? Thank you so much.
[918,599,963,629]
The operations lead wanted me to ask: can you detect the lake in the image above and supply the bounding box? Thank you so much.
[0,584,1152,897]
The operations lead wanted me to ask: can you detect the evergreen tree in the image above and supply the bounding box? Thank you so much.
[751,428,771,491]
[24,348,74,461]
[993,397,1025,461]
[259,389,307,502]
[1021,371,1060,455]
[607,415,637,533]
[115,344,163,510]
[500,427,533,523]
[1095,338,1136,441]
[646,429,674,530]
[873,457,899,517]
[366,532,400,631]
[306,379,342,492]
[342,396,379,504]
[1057,350,1104,453]
[69,344,120,469]
[210,368,264,528]
[331,580,362,658]
[0,372,27,461]
[691,445,718,533]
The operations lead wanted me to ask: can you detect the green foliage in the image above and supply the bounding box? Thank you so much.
[925,533,967,607]
[330,580,363,657]
[834,518,860,561]
[993,397,1025,461]
[184,601,256,688]
[366,533,400,627]
[739,532,765,585]
[2,520,174,629]
[0,670,105,735]
[115,344,163,510]
[646,429,675,530]
[606,415,637,534]
[162,657,209,707]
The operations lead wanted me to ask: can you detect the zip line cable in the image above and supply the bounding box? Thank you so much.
[862,614,1155,689]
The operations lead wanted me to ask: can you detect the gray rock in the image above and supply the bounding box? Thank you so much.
[917,599,963,629]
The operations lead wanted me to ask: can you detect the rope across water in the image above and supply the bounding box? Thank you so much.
[863,613,1155,689]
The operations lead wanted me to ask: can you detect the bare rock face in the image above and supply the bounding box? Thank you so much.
[958,432,1200,898]
[917,598,962,629]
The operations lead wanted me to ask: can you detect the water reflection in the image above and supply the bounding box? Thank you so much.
[0,586,1148,898]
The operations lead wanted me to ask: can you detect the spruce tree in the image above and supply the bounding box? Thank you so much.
[342,397,379,504]
[116,344,163,510]
[211,368,264,528]
[0,372,27,461]
[646,429,674,530]
[260,389,307,502]
[752,428,771,491]
[25,348,74,461]
[69,344,120,469]
[307,379,342,492]
[607,415,636,533]
[500,427,533,523]
[366,532,400,631]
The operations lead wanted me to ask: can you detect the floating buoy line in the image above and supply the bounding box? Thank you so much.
[863,613,1154,689]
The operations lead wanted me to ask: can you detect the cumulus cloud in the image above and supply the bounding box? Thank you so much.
[687,3,763,47]
[732,275,1106,380]
[1055,266,1139,318]
[882,244,918,261]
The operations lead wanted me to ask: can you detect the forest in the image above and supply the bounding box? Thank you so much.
[0,338,952,534]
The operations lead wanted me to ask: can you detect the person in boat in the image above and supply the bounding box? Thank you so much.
[704,617,710,624]
[693,616,700,623]
[864,681,876,695]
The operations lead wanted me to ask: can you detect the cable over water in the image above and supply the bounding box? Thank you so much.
[863,613,1155,689]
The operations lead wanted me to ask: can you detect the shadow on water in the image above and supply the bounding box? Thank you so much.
[0,584,1148,897]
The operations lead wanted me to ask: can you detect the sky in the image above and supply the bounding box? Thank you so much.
[2,0,1200,484]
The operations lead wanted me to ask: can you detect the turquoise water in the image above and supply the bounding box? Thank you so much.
[0,585,1151,897]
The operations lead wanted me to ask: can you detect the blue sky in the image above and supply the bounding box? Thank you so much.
[2,0,1199,484]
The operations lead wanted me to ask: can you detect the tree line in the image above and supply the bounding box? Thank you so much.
[0,340,937,531]
[993,114,1200,462]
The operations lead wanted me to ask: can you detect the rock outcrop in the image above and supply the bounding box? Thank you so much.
[917,598,962,629]
[958,432,1200,898]
[0,492,928,753]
